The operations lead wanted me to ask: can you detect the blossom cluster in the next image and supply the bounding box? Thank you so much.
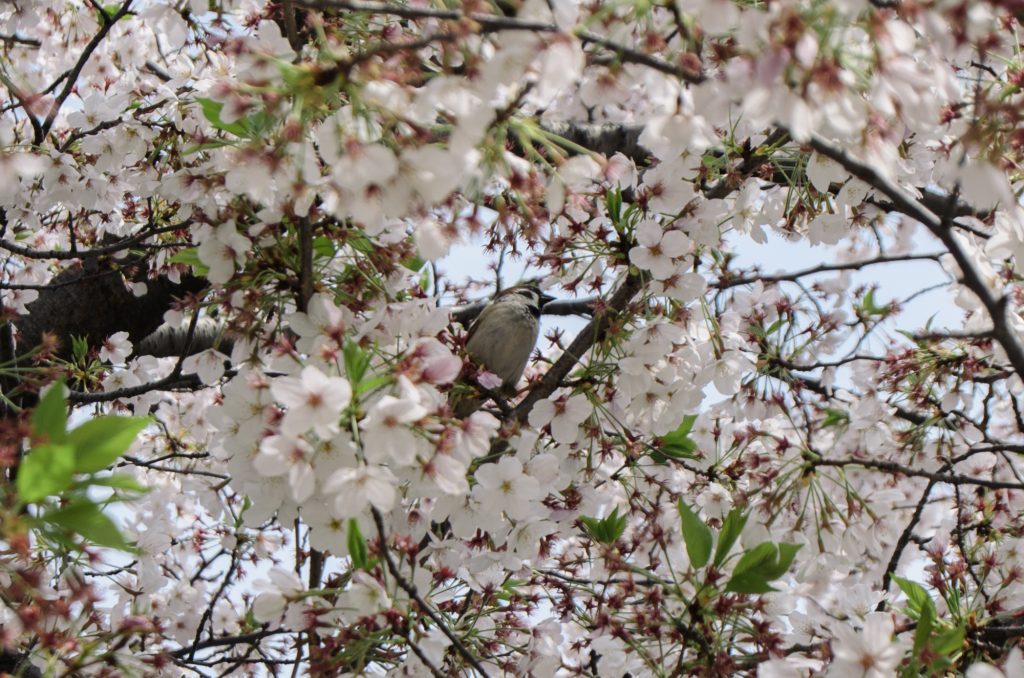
[3,0,1024,675]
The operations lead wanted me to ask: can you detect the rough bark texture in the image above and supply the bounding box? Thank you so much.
[14,257,205,359]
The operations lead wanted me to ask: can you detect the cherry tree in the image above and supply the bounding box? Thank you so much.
[2,0,1024,675]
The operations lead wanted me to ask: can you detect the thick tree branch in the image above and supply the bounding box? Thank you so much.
[15,261,205,359]
[0,222,188,260]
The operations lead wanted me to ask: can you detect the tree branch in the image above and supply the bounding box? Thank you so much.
[513,272,643,423]
[370,508,491,677]
[815,457,1024,491]
[805,134,1024,381]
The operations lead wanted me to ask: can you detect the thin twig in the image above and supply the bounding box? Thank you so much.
[370,508,491,677]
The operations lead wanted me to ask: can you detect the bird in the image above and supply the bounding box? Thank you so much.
[450,283,555,418]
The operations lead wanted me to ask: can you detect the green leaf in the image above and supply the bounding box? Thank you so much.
[726,541,802,593]
[677,500,712,569]
[43,500,135,551]
[401,254,425,273]
[31,381,67,443]
[605,188,623,225]
[68,416,150,473]
[760,542,801,580]
[725,571,775,594]
[17,443,75,502]
[183,140,233,156]
[658,415,699,459]
[860,288,891,317]
[912,597,934,655]
[169,247,202,266]
[821,407,849,428]
[88,474,148,493]
[196,97,250,137]
[169,247,210,275]
[343,340,370,386]
[355,375,391,396]
[347,235,376,256]
[930,624,965,655]
[763,318,784,336]
[894,576,935,620]
[235,496,252,529]
[71,335,90,362]
[713,507,747,567]
[347,519,369,570]
[726,542,801,594]
[731,542,778,578]
[580,508,626,545]
[312,236,335,259]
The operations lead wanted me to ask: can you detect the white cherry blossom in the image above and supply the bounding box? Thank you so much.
[528,395,591,444]
[271,366,352,438]
[629,220,690,280]
[323,464,399,517]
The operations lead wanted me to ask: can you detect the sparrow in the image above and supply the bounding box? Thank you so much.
[450,283,555,418]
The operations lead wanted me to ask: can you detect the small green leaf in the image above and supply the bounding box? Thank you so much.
[71,335,90,362]
[169,247,202,266]
[760,542,801,580]
[43,500,135,551]
[355,375,391,396]
[31,381,67,443]
[343,340,370,386]
[348,235,375,255]
[235,496,252,529]
[183,140,233,156]
[401,254,425,273]
[658,415,699,459]
[714,507,747,567]
[169,247,210,275]
[726,543,778,594]
[605,188,623,224]
[17,443,75,502]
[312,236,335,259]
[912,598,934,655]
[731,542,778,578]
[678,500,712,569]
[196,97,250,137]
[581,508,626,544]
[930,624,965,655]
[821,408,849,428]
[68,416,150,473]
[725,571,776,594]
[763,318,785,336]
[860,288,891,317]
[726,541,801,593]
[894,576,935,620]
[347,519,369,570]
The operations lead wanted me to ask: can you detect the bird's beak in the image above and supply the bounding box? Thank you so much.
[539,291,556,307]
